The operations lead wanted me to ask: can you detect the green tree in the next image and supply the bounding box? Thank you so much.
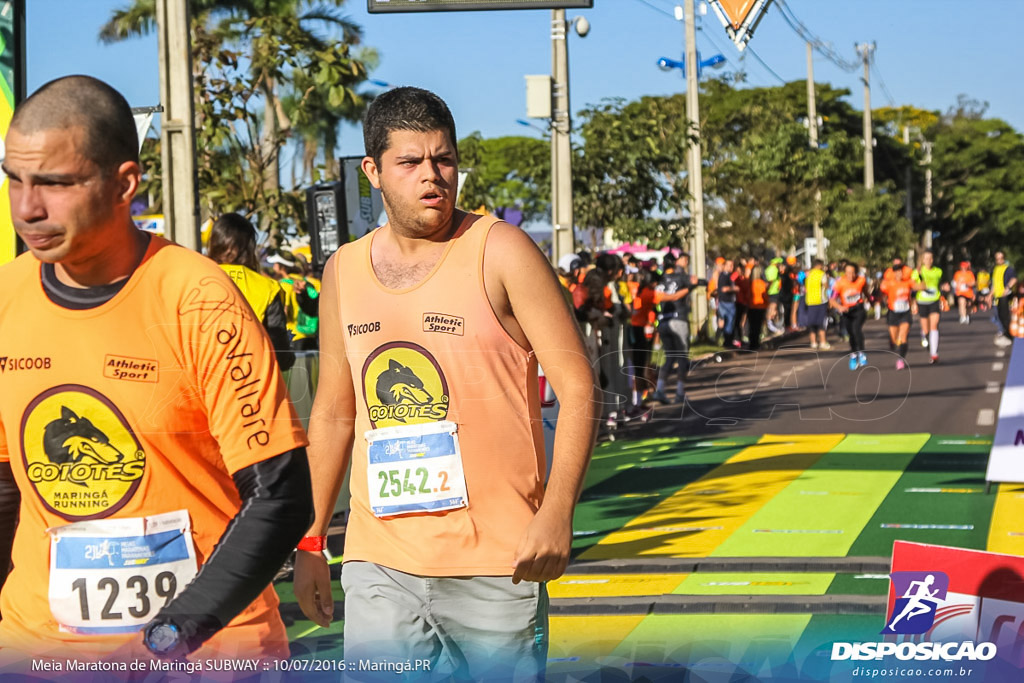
[101,0,370,240]
[573,95,690,248]
[824,183,913,266]
[457,133,550,223]
[926,107,1024,263]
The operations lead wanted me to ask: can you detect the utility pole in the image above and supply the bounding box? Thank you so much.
[156,0,199,251]
[683,0,709,338]
[550,10,575,265]
[922,140,933,249]
[807,42,825,261]
[856,42,876,190]
[903,125,914,228]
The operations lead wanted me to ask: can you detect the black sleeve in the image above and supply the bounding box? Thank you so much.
[148,448,314,654]
[295,285,319,318]
[263,294,295,372]
[0,462,19,595]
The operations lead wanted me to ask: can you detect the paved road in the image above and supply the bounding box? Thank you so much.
[628,312,1007,438]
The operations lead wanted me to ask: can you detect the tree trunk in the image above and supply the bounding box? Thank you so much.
[260,76,280,242]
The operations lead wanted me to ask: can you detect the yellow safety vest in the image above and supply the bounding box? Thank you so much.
[994,264,1009,298]
[805,268,827,306]
[219,263,281,322]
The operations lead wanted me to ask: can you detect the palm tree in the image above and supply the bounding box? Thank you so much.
[101,1,368,233]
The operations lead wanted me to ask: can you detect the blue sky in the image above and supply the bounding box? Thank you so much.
[26,0,1024,160]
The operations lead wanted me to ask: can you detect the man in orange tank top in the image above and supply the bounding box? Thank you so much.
[881,256,915,370]
[0,77,312,667]
[953,261,976,324]
[295,87,598,680]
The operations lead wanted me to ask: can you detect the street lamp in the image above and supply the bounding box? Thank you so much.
[656,52,726,78]
[662,0,714,340]
[516,119,550,136]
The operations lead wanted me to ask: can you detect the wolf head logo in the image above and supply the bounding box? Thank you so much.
[43,406,126,467]
[375,359,434,421]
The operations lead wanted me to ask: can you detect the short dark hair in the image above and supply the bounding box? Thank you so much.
[208,213,259,271]
[11,75,138,173]
[363,87,457,163]
[812,259,824,268]
[662,253,677,269]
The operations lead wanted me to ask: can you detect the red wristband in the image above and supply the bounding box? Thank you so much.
[296,535,327,552]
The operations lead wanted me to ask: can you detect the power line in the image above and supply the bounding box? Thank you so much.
[871,60,897,108]
[630,0,676,19]
[774,0,859,72]
[746,45,787,84]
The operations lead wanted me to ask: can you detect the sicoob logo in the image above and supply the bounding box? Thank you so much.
[362,342,449,428]
[20,385,146,521]
[884,571,949,634]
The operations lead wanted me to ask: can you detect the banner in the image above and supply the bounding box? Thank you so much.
[133,111,154,154]
[985,339,1024,484]
[340,157,384,240]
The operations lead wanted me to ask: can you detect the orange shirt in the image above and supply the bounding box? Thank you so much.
[332,213,545,576]
[833,276,866,307]
[749,278,769,309]
[881,273,914,313]
[953,270,976,299]
[631,287,657,327]
[0,237,306,659]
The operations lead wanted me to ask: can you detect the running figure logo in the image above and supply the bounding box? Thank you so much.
[883,571,949,634]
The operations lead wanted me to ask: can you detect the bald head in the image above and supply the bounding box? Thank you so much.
[11,75,138,174]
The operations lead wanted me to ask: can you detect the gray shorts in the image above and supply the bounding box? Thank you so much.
[341,561,549,681]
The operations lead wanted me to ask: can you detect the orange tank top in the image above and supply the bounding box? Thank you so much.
[834,276,866,306]
[953,271,976,298]
[332,213,545,576]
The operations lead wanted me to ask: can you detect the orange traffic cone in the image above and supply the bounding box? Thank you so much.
[1012,301,1022,338]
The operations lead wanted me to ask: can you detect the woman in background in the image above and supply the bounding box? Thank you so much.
[207,213,295,371]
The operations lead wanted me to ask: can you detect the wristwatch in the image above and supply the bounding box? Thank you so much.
[143,619,184,657]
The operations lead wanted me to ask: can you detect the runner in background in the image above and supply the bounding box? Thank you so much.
[784,256,800,331]
[707,256,724,343]
[912,249,947,363]
[207,212,295,371]
[733,257,751,347]
[765,256,784,333]
[803,259,831,350]
[977,268,992,312]
[882,256,915,370]
[745,261,769,351]
[717,258,739,348]
[953,260,976,324]
[832,262,868,370]
[627,266,658,412]
[652,252,701,404]
[992,251,1017,347]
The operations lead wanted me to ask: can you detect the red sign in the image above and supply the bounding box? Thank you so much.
[710,0,772,51]
[716,0,757,29]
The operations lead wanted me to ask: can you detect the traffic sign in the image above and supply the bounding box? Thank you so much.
[709,0,773,51]
[368,0,592,12]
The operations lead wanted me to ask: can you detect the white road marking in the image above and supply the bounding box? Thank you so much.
[978,409,996,427]
[997,350,1007,358]
[993,362,1005,372]
[987,382,1001,394]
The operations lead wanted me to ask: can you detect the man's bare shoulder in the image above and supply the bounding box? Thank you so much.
[483,220,544,257]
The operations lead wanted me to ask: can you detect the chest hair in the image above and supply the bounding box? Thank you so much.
[373,257,439,289]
